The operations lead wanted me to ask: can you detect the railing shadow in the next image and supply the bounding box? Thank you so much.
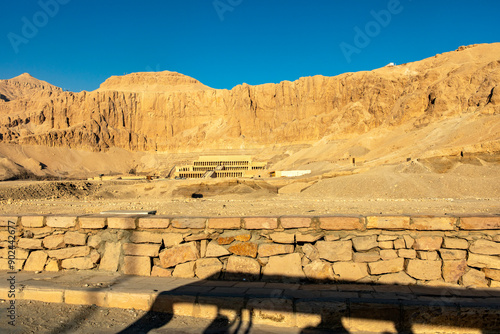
[117,273,500,334]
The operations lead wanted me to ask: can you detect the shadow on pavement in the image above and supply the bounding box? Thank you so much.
[117,273,500,334]
[45,275,134,334]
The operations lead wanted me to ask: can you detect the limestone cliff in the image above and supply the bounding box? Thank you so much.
[0,44,498,152]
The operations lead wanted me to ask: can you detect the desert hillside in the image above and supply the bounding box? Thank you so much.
[0,43,498,182]
[0,43,498,153]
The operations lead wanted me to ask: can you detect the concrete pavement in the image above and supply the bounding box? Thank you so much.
[1,270,500,333]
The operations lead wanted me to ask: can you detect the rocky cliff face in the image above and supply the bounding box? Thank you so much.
[0,44,498,152]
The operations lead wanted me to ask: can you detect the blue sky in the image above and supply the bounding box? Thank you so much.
[0,0,498,92]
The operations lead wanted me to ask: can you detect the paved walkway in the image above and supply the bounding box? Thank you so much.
[2,271,500,333]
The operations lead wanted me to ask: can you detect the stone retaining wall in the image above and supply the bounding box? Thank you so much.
[2,215,500,288]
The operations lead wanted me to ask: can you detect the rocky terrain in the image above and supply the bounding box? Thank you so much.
[0,43,498,216]
[0,43,498,157]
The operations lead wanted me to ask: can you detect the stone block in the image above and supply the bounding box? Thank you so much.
[79,216,106,229]
[378,235,398,241]
[44,259,60,272]
[107,216,136,229]
[228,242,258,257]
[352,235,378,251]
[410,217,456,230]
[417,251,439,260]
[43,234,66,249]
[280,217,311,228]
[378,241,394,249]
[21,216,44,228]
[462,268,488,288]
[200,239,208,257]
[0,247,29,259]
[26,227,52,238]
[159,242,199,268]
[442,237,469,249]
[413,236,443,251]
[244,217,278,229]
[163,233,184,248]
[18,238,43,250]
[353,251,381,262]
[470,239,500,255]
[403,235,414,248]
[217,236,235,245]
[319,216,364,230]
[184,232,211,242]
[263,253,305,281]
[123,243,160,257]
[483,268,500,281]
[406,259,442,280]
[65,290,107,307]
[172,261,195,278]
[225,256,261,280]
[397,249,416,258]
[442,260,467,283]
[64,231,87,245]
[87,235,102,248]
[393,238,406,249]
[23,251,48,271]
[377,272,416,285]
[61,257,95,270]
[234,232,252,242]
[295,233,322,243]
[207,217,241,229]
[195,258,223,279]
[205,241,230,257]
[151,266,172,277]
[468,253,500,269]
[90,249,100,263]
[491,281,500,288]
[258,243,294,257]
[269,232,294,244]
[439,249,467,260]
[47,246,90,259]
[316,240,352,262]
[333,262,368,281]
[123,256,151,276]
[0,216,18,227]
[366,216,410,230]
[130,231,163,244]
[460,216,500,230]
[171,217,206,229]
[302,243,319,261]
[46,216,77,228]
[99,242,121,271]
[368,258,404,275]
[303,259,335,281]
[137,217,170,229]
[0,258,24,270]
[319,216,365,231]
[324,235,340,241]
[380,249,398,260]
